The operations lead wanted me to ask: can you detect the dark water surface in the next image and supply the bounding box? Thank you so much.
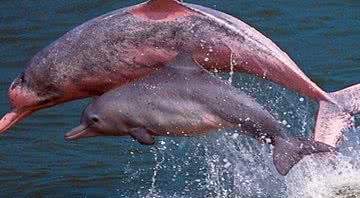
[0,0,359,197]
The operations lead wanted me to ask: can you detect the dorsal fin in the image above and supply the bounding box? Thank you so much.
[129,0,196,21]
[148,0,181,3]
[166,51,200,70]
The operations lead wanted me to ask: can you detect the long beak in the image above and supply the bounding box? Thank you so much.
[0,110,32,133]
[64,124,97,140]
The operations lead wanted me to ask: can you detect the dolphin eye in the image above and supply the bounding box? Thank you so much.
[19,73,25,82]
[91,117,99,123]
[10,73,25,90]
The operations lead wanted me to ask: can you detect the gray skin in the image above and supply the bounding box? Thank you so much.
[65,54,334,176]
[67,56,283,141]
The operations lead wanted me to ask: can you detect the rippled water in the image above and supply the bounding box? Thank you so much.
[0,0,359,197]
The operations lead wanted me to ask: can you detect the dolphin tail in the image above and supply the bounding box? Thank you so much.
[272,137,334,176]
[314,84,360,147]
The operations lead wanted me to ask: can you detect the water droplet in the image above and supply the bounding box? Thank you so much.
[224,162,231,169]
[265,138,272,144]
[231,133,239,139]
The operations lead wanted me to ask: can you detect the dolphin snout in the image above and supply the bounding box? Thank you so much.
[64,124,97,140]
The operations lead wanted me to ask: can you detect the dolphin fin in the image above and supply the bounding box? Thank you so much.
[272,137,334,176]
[314,84,360,147]
[130,128,155,145]
[147,0,181,3]
[130,0,193,21]
[165,51,207,72]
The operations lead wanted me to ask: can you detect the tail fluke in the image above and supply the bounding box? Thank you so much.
[272,137,334,176]
[272,84,359,175]
[314,84,360,147]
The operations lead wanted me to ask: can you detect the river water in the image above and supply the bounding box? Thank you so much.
[0,0,359,197]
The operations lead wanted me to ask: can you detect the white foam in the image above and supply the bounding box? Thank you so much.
[286,154,360,198]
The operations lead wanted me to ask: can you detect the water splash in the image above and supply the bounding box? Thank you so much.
[201,128,360,198]
[228,53,235,84]
[285,124,360,198]
[198,73,360,197]
[145,147,165,198]
[286,152,360,198]
[203,131,286,198]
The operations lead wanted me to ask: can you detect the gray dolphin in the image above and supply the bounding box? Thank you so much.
[65,53,334,176]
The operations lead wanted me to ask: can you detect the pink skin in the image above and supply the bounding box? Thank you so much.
[130,0,194,21]
[1,86,41,133]
[0,46,178,133]
[1,86,63,133]
[134,0,335,103]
